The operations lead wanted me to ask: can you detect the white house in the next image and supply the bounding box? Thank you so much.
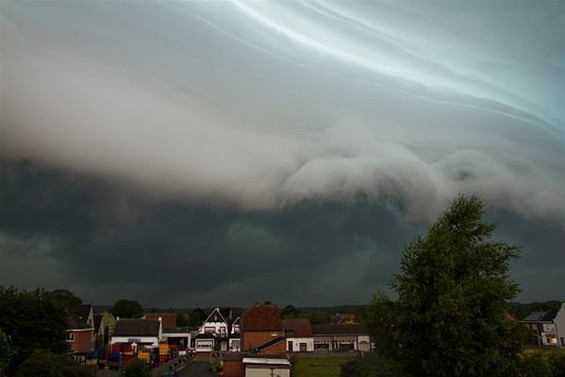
[194,308,230,352]
[521,311,559,346]
[110,318,163,348]
[312,324,372,352]
[282,319,314,352]
[553,303,565,347]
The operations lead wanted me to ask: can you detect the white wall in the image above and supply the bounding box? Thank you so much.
[110,336,159,347]
[245,365,290,377]
[195,338,215,352]
[286,337,314,352]
[553,303,565,347]
[358,335,371,352]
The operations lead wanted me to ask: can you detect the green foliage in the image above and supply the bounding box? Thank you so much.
[50,289,83,311]
[508,301,562,320]
[122,359,151,377]
[358,195,525,377]
[15,351,92,377]
[187,308,205,327]
[308,310,332,325]
[360,293,399,359]
[0,328,15,371]
[176,312,189,328]
[0,287,69,364]
[282,305,301,319]
[209,360,221,373]
[518,352,565,377]
[111,299,143,319]
[340,353,407,377]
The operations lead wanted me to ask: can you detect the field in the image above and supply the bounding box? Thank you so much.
[292,357,349,377]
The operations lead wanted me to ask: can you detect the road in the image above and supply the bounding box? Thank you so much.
[178,361,216,377]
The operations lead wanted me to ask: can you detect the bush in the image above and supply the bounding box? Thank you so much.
[15,351,92,377]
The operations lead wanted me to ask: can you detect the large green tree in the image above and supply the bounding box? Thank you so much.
[112,299,143,319]
[0,287,69,365]
[361,195,526,377]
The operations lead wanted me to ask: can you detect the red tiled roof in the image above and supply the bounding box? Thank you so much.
[241,304,282,331]
[144,313,177,329]
[282,319,313,337]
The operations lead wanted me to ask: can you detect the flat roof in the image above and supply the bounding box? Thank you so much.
[242,358,291,366]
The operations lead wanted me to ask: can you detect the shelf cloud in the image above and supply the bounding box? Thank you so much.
[1,1,563,306]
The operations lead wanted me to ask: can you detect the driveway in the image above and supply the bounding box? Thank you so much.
[178,361,216,377]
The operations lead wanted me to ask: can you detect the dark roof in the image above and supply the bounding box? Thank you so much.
[113,319,160,337]
[94,315,104,332]
[312,324,367,335]
[241,304,282,331]
[76,305,92,321]
[144,313,176,329]
[282,319,313,337]
[68,305,93,330]
[256,336,286,352]
[522,310,558,322]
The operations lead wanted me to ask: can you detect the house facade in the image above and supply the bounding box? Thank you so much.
[194,307,237,352]
[241,303,285,355]
[554,303,565,347]
[111,318,162,348]
[312,324,371,352]
[282,319,314,352]
[229,316,241,352]
[67,304,95,356]
[521,311,559,346]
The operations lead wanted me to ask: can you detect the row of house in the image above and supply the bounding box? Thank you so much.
[520,302,565,347]
[192,304,371,354]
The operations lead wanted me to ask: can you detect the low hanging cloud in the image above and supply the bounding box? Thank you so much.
[0,1,563,305]
[1,1,563,221]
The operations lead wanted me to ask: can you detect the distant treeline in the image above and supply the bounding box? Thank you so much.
[94,302,562,322]
[507,300,562,320]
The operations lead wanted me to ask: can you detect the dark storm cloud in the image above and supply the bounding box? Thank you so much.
[0,1,563,305]
[0,160,418,306]
[1,160,561,306]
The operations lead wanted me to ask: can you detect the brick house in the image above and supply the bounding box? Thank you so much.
[67,305,96,357]
[241,303,286,355]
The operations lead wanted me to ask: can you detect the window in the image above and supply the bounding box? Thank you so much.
[66,332,75,342]
[204,327,215,333]
[299,343,307,352]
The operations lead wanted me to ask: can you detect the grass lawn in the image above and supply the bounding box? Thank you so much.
[292,357,349,377]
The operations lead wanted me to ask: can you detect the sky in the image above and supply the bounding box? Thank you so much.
[0,1,563,308]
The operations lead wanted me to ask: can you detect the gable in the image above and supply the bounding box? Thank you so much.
[202,308,228,325]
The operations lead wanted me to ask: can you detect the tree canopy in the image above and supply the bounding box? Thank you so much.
[0,287,70,365]
[112,299,143,319]
[15,351,92,377]
[358,195,526,377]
